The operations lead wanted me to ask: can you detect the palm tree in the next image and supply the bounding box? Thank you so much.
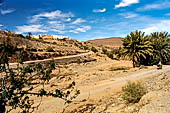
[151,32,170,64]
[121,31,153,67]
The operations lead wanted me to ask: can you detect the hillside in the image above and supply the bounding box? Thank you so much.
[0,30,91,63]
[87,37,123,48]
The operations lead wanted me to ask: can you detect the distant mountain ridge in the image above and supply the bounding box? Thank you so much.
[87,37,123,48]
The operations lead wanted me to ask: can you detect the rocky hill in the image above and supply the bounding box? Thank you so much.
[87,37,123,48]
[0,30,91,63]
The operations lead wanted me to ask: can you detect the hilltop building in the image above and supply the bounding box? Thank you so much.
[32,34,70,40]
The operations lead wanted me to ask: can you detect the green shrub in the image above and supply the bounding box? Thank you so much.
[16,34,25,38]
[30,47,37,52]
[9,33,25,38]
[52,42,57,44]
[30,38,44,42]
[102,47,107,54]
[83,46,89,50]
[74,43,79,47]
[122,81,147,103]
[106,51,114,59]
[112,48,122,59]
[91,46,98,53]
[46,47,55,52]
[103,48,122,60]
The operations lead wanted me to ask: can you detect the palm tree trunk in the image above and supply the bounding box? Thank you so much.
[132,55,135,68]
[0,102,5,113]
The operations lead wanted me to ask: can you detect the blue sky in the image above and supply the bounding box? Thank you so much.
[0,0,170,41]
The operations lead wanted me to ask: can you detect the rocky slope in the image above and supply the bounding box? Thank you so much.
[0,30,91,62]
[95,69,170,113]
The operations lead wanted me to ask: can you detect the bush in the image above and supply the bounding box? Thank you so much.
[29,47,37,52]
[8,33,25,38]
[102,48,122,60]
[16,34,25,38]
[91,46,98,53]
[74,43,79,47]
[83,46,89,50]
[30,38,44,42]
[102,47,107,54]
[110,67,130,71]
[106,51,114,59]
[122,81,147,103]
[52,42,57,44]
[46,46,55,52]
[112,48,121,59]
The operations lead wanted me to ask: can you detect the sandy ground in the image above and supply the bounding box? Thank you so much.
[9,55,170,113]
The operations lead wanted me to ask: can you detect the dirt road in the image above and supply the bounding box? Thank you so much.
[79,65,169,98]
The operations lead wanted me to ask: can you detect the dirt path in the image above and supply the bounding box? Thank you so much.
[78,65,169,98]
[8,51,93,68]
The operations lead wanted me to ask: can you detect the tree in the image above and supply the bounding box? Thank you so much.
[0,36,80,113]
[121,31,153,67]
[150,32,170,64]
[28,32,32,38]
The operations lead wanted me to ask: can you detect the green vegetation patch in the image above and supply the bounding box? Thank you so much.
[110,67,130,71]
[46,46,55,52]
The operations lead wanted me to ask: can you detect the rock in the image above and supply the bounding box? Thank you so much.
[160,73,167,80]
[92,105,106,113]
[139,91,161,106]
[104,104,126,113]
[49,77,57,82]
[124,105,136,113]
[138,94,170,113]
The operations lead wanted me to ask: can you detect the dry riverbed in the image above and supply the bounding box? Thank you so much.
[10,54,170,113]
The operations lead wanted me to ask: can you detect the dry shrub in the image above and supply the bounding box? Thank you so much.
[91,46,98,53]
[122,81,147,103]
